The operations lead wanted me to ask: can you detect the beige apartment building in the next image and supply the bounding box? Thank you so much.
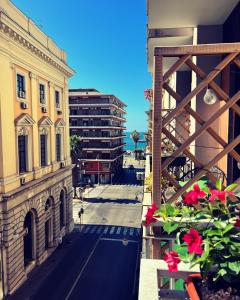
[0,0,74,296]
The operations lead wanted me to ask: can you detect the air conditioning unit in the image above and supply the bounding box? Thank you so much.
[20,176,26,185]
[19,91,26,98]
[41,107,47,113]
[60,161,65,168]
[20,102,28,109]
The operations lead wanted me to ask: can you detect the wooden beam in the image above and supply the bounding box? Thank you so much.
[167,135,240,202]
[148,27,193,39]
[233,58,240,69]
[164,83,240,163]
[162,90,240,171]
[152,55,163,207]
[162,127,219,186]
[185,59,240,117]
[163,55,191,83]
[155,43,240,57]
[163,52,239,127]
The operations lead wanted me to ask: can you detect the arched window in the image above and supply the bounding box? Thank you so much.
[23,211,36,267]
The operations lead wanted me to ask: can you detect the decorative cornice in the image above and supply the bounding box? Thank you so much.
[0,15,75,78]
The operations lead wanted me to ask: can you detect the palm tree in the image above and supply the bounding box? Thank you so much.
[131,130,140,150]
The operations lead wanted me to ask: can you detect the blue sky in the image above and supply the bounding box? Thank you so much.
[12,0,152,131]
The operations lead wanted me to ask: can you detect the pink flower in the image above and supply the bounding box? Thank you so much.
[145,203,158,225]
[182,228,203,254]
[164,251,181,272]
[144,89,153,101]
[209,189,233,204]
[234,218,240,229]
[183,184,206,205]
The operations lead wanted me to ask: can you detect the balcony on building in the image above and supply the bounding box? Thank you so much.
[139,1,240,299]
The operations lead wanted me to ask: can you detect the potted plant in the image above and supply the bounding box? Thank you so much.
[144,179,240,299]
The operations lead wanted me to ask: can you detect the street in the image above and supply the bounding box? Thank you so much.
[8,168,143,300]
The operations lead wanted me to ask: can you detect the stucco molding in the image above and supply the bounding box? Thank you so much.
[38,116,53,127]
[15,113,35,126]
[0,15,74,78]
[55,118,66,128]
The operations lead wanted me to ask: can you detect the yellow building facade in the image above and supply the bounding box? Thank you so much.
[0,0,74,296]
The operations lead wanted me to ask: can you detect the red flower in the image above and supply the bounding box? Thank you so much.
[145,203,158,225]
[183,184,206,205]
[234,218,240,229]
[182,228,203,254]
[164,251,181,272]
[209,189,233,204]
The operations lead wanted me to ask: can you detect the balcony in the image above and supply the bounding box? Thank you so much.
[82,143,126,151]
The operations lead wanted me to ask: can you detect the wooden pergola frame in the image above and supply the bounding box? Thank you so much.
[152,43,240,206]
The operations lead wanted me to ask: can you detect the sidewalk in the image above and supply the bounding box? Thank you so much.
[6,230,80,300]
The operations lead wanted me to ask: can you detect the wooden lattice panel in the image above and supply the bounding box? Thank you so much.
[152,43,240,205]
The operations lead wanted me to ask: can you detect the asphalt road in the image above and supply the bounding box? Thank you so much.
[9,169,143,300]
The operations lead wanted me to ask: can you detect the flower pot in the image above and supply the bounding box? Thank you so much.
[185,274,201,300]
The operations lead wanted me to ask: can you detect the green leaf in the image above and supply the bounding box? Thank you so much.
[213,220,226,229]
[228,262,240,274]
[223,224,234,235]
[163,222,178,234]
[179,181,188,187]
[218,268,227,276]
[225,183,239,191]
[165,204,175,217]
[216,179,222,191]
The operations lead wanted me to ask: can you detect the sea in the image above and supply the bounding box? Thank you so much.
[124,132,147,151]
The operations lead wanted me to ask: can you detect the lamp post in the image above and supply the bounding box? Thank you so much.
[96,154,100,185]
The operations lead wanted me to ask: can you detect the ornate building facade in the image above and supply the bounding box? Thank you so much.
[0,0,74,296]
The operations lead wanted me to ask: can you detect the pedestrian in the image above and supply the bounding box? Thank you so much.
[58,235,62,248]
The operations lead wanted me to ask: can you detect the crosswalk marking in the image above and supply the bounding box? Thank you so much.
[78,226,141,237]
[96,226,102,234]
[90,226,97,234]
[103,226,109,234]
[129,228,134,236]
[84,226,91,233]
[110,226,115,234]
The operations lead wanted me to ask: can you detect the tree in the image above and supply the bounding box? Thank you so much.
[131,130,140,150]
[70,135,82,163]
[70,135,83,193]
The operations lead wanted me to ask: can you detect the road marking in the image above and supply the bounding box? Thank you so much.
[90,226,97,234]
[116,227,121,234]
[65,233,104,300]
[103,226,109,234]
[100,237,138,243]
[96,226,102,234]
[123,227,128,235]
[109,226,115,234]
[84,226,90,233]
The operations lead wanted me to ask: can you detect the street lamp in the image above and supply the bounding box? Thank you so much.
[96,154,100,185]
